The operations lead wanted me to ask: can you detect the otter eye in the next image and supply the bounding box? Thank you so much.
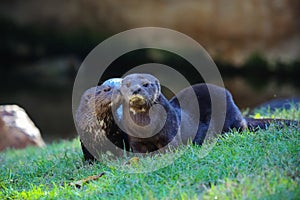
[126,83,131,87]
[143,83,149,87]
[104,87,111,92]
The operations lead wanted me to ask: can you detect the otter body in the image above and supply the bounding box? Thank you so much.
[170,83,247,144]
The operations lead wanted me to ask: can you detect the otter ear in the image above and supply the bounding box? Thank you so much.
[84,94,91,103]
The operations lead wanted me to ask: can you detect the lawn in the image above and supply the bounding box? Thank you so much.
[0,107,299,199]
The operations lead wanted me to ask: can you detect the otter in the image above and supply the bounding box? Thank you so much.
[119,74,247,151]
[119,73,299,153]
[120,74,180,153]
[75,78,129,161]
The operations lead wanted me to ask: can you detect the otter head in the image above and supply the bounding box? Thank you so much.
[76,78,123,132]
[120,74,161,114]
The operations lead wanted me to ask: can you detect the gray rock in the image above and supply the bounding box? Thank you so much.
[0,105,45,151]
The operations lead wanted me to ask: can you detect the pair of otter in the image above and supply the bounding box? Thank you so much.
[75,73,298,161]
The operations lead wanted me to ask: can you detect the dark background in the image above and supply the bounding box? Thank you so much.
[0,0,299,142]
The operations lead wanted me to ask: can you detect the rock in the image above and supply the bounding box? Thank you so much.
[0,105,45,151]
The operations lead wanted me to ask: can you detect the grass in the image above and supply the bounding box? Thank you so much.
[0,107,299,199]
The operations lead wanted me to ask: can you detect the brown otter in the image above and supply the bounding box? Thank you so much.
[75,79,129,161]
[120,74,180,153]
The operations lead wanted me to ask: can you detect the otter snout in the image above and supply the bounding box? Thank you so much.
[129,95,146,106]
[132,87,142,95]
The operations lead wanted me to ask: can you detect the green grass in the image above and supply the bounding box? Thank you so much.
[0,108,299,199]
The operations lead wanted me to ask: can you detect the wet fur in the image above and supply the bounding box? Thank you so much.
[77,74,299,157]
[75,85,129,161]
[120,74,298,152]
[120,74,180,153]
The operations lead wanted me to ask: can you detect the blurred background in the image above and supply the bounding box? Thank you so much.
[0,0,299,143]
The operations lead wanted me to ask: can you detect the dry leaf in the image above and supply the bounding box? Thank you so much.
[69,172,105,188]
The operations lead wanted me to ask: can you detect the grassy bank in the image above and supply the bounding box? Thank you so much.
[0,108,299,199]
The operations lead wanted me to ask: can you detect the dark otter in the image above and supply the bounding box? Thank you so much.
[120,74,180,153]
[120,73,299,153]
[75,79,129,161]
[119,74,247,151]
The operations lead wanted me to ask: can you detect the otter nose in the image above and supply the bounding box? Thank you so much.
[132,87,141,95]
